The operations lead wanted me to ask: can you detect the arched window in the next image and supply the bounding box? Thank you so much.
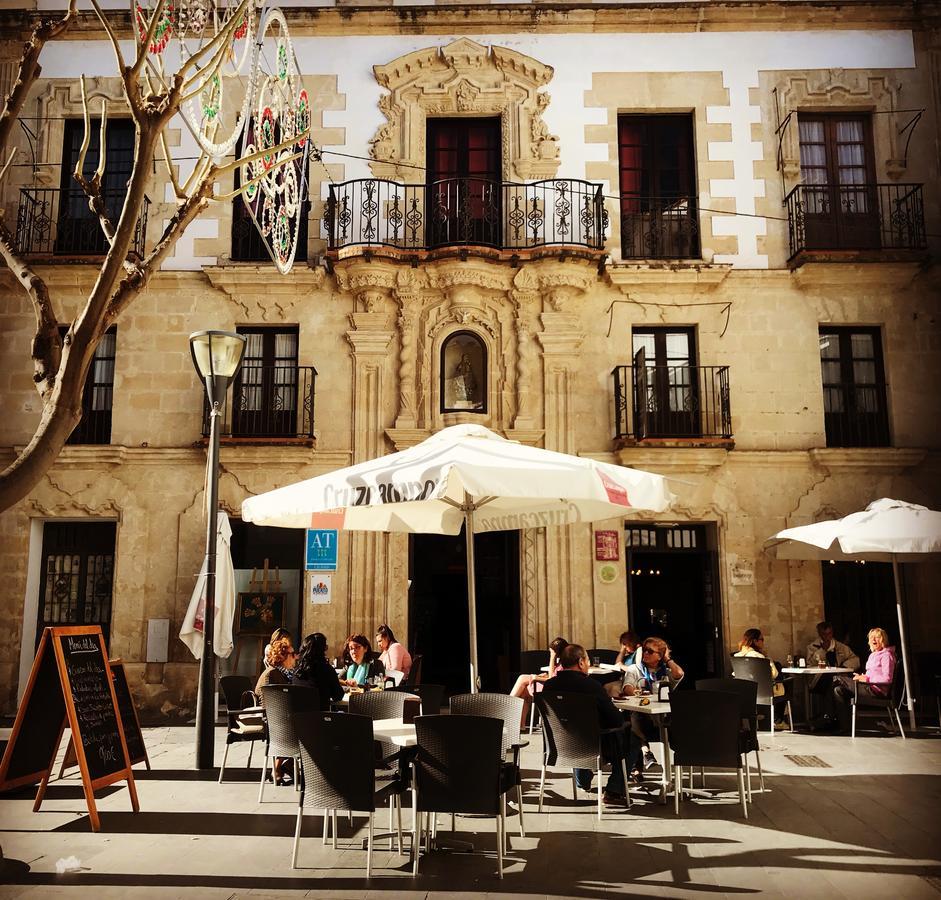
[440,331,487,414]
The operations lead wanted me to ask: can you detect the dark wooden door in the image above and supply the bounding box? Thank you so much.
[798,115,879,250]
[233,328,299,438]
[37,522,116,646]
[426,118,502,247]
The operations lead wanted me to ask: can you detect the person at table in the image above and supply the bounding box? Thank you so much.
[375,623,412,682]
[832,627,896,733]
[292,632,344,709]
[340,633,385,687]
[262,627,293,677]
[543,643,629,805]
[734,627,789,729]
[509,636,568,729]
[255,636,296,785]
[618,637,684,781]
[806,621,860,670]
[615,630,642,669]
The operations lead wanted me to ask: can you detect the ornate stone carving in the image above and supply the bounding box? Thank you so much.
[777,72,905,180]
[369,39,561,182]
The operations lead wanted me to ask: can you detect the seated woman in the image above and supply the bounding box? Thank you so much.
[292,632,344,709]
[254,636,296,785]
[340,634,385,687]
[375,624,412,681]
[261,627,293,676]
[733,627,788,729]
[833,627,896,733]
[509,636,568,729]
[615,630,642,670]
[619,637,684,782]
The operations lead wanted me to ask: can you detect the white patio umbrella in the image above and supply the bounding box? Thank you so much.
[180,512,237,660]
[766,498,941,730]
[242,424,673,691]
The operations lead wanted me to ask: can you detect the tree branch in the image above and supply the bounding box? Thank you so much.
[73,77,115,243]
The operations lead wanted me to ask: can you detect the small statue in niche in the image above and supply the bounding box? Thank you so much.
[445,350,484,411]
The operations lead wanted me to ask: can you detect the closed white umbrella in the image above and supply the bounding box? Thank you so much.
[242,424,673,690]
[766,498,941,729]
[180,512,237,659]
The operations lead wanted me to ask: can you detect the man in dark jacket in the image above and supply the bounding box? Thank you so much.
[543,643,628,802]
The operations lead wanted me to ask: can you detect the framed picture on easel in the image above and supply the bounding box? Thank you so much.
[236,591,285,635]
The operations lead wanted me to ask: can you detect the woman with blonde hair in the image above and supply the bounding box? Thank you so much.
[833,627,896,732]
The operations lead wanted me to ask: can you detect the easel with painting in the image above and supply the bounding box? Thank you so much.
[231,559,285,677]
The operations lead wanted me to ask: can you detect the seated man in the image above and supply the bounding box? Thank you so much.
[543,643,628,804]
[806,621,860,726]
[619,637,684,779]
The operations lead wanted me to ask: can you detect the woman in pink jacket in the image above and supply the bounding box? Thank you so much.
[833,627,896,732]
[375,624,412,681]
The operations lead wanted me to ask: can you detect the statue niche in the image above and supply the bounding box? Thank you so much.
[441,331,486,413]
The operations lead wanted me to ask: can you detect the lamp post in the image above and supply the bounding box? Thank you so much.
[189,330,246,770]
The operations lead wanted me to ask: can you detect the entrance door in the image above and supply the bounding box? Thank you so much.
[409,530,520,695]
[426,118,502,248]
[625,523,722,680]
[632,328,699,438]
[822,561,895,656]
[37,522,116,645]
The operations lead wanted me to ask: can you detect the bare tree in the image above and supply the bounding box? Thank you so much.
[0,0,309,512]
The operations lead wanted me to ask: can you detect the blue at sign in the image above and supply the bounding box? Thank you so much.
[306,529,338,571]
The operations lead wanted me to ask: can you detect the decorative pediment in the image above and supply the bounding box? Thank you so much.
[369,39,560,182]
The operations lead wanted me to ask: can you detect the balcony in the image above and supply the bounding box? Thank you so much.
[15,187,149,259]
[785,183,926,261]
[612,364,732,445]
[201,365,317,442]
[323,177,606,258]
[620,194,700,259]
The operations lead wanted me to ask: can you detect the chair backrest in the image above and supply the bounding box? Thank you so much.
[411,683,446,716]
[670,690,742,768]
[261,684,320,757]
[449,692,523,752]
[587,649,618,666]
[400,653,423,688]
[730,655,775,705]
[220,675,253,711]
[891,651,905,705]
[413,714,504,816]
[294,711,376,812]
[696,677,759,720]
[348,689,419,721]
[535,691,602,769]
[519,650,547,675]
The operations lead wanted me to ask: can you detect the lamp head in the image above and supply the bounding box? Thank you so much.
[189,330,246,381]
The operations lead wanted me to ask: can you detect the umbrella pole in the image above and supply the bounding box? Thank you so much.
[464,494,480,694]
[892,556,917,732]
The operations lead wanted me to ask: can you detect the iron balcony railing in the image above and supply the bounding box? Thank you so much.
[324,177,606,252]
[785,182,926,258]
[201,365,317,440]
[620,194,700,259]
[15,187,149,258]
[823,381,890,448]
[613,364,732,441]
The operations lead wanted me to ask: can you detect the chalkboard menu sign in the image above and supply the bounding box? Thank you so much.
[109,661,149,768]
[0,626,139,832]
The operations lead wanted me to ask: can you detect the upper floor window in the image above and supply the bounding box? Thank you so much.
[441,331,486,414]
[818,326,889,448]
[618,114,698,259]
[64,326,116,445]
[234,327,300,436]
[57,120,134,256]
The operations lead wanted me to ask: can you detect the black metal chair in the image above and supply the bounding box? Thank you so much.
[730,656,794,734]
[696,677,763,798]
[449,692,528,837]
[534,691,630,819]
[517,650,549,734]
[400,653,423,689]
[587,649,618,666]
[411,715,515,878]
[349,690,420,721]
[292,710,404,878]
[670,690,748,819]
[410,683,446,716]
[259,684,320,802]
[218,675,264,783]
[852,653,906,738]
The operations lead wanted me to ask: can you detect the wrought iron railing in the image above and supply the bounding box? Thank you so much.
[785,183,926,258]
[324,177,606,252]
[823,381,890,448]
[620,194,700,259]
[613,364,732,441]
[15,187,149,258]
[201,365,316,439]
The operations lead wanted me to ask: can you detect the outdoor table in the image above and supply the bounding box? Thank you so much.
[541,664,618,677]
[781,666,855,728]
[614,695,672,803]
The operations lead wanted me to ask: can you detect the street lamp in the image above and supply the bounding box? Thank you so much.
[189,330,246,770]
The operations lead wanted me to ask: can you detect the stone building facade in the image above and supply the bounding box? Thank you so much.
[1,1,939,719]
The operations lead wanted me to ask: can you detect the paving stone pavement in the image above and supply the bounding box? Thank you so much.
[1,723,940,899]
